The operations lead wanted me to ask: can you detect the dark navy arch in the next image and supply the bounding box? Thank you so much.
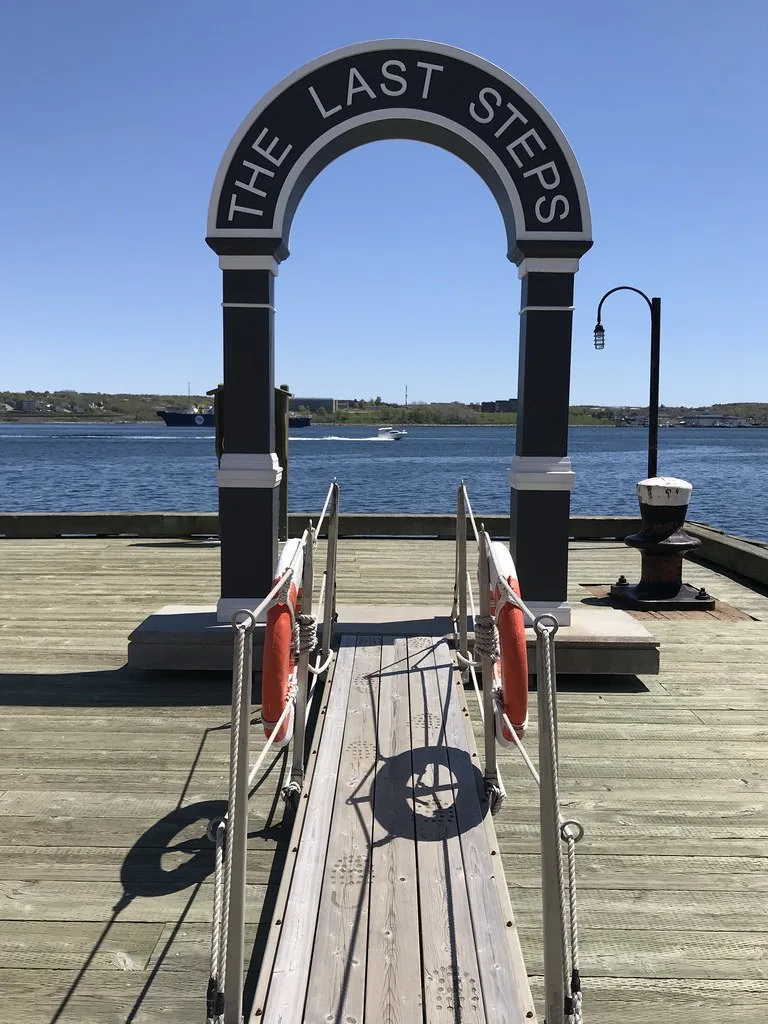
[207,39,593,627]
[207,40,591,261]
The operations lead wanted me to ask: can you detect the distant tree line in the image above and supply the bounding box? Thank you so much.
[2,391,767,426]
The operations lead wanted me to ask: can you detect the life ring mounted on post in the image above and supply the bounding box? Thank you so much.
[261,538,304,749]
[486,541,529,746]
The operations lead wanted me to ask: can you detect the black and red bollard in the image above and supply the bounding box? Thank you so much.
[611,477,715,610]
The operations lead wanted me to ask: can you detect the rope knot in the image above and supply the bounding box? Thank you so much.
[277,569,294,604]
[474,614,500,662]
[297,613,318,654]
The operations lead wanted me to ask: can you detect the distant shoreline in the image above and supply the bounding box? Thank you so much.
[3,417,767,429]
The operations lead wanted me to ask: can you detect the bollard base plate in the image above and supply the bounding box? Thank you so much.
[610,581,716,611]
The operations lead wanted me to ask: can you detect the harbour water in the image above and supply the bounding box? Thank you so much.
[1,422,766,542]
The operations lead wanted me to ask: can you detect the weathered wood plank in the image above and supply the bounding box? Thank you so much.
[492,887,768,933]
[0,843,286,884]
[0,812,285,849]
[0,879,269,922]
[409,635,486,1023]
[498,853,768,890]
[0,920,163,970]
[261,636,357,1023]
[304,639,380,1023]
[0,969,207,1024]
[364,637,422,1024]
[433,639,530,1023]
[0,768,231,791]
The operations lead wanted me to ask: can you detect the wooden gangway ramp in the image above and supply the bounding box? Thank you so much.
[250,634,535,1024]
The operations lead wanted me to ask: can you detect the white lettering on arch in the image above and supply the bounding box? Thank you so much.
[347,66,377,105]
[308,85,342,119]
[415,61,444,99]
[523,161,561,190]
[380,59,407,96]
[506,128,546,168]
[535,195,570,222]
[234,161,275,197]
[252,127,292,167]
[469,86,501,123]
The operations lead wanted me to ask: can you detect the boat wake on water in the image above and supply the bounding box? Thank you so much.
[290,435,399,442]
[290,427,407,442]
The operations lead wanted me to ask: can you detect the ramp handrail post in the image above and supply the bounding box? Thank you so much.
[457,484,468,665]
[537,623,567,1024]
[478,529,499,794]
[224,621,253,1024]
[321,481,339,666]
[291,527,314,787]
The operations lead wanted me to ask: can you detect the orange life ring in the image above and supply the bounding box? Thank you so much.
[487,541,529,745]
[261,538,303,748]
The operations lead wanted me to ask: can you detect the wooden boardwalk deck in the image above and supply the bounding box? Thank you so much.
[254,634,533,1024]
[1,536,768,1022]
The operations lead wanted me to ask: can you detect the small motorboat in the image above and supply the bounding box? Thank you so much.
[377,426,407,441]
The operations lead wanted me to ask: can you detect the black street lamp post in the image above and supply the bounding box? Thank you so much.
[593,287,709,609]
[593,286,661,479]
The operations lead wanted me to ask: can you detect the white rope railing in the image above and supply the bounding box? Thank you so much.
[479,536,582,1022]
[313,477,337,541]
[495,563,583,1022]
[451,483,584,1024]
[207,572,293,1024]
[208,481,340,1024]
[460,481,480,543]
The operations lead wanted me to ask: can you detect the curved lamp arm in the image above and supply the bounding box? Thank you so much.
[592,284,661,478]
[596,285,652,325]
[593,286,654,349]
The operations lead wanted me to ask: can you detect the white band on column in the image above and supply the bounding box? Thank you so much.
[217,453,283,488]
[218,254,279,275]
[517,257,580,278]
[217,596,270,623]
[519,305,574,314]
[525,600,571,627]
[508,455,575,491]
[221,302,276,311]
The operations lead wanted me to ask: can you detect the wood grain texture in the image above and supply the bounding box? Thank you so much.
[364,637,423,1024]
[433,639,529,1024]
[261,636,356,1024]
[1,535,768,1023]
[408,635,486,1024]
[303,639,380,1024]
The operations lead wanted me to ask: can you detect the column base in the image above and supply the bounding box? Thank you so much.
[217,596,271,624]
[525,600,571,627]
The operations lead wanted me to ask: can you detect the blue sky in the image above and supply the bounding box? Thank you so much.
[1,0,766,406]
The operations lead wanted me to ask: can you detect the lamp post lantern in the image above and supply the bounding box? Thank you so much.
[593,286,661,478]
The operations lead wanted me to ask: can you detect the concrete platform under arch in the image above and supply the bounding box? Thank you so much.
[127,601,659,676]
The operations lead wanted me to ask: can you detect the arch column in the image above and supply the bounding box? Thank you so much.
[509,257,578,625]
[216,254,281,622]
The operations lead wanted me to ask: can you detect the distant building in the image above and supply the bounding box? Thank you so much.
[495,399,517,413]
[682,413,749,427]
[16,399,39,412]
[481,398,517,413]
[289,396,337,414]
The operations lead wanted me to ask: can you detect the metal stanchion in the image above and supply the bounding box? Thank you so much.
[321,482,339,668]
[478,530,499,800]
[290,529,313,794]
[224,619,253,1024]
[536,618,566,1024]
[457,486,468,665]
